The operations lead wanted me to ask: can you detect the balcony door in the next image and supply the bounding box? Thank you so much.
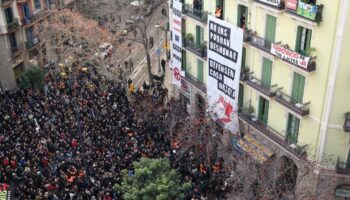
[26,27,34,41]
[265,15,276,49]
[258,96,269,124]
[291,72,305,103]
[261,57,272,87]
[193,0,203,11]
[216,0,224,19]
[295,26,312,56]
[237,4,248,29]
[238,84,244,108]
[197,59,203,82]
[195,25,203,47]
[286,113,300,144]
[182,50,187,71]
[4,7,14,23]
[9,33,17,48]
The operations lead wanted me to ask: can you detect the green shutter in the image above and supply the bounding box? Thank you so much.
[258,96,269,124]
[292,72,305,103]
[295,26,303,53]
[238,83,244,108]
[196,25,201,46]
[262,58,272,87]
[265,15,276,46]
[197,59,203,81]
[237,5,242,27]
[306,29,312,54]
[182,50,187,71]
[287,113,300,143]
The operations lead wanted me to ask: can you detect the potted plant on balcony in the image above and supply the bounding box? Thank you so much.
[184,33,194,46]
[306,47,316,57]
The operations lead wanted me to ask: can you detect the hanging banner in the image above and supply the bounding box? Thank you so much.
[257,0,282,7]
[286,0,298,11]
[171,0,184,87]
[207,15,243,133]
[270,43,310,69]
[296,1,318,20]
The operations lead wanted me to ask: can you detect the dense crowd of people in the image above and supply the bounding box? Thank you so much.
[0,69,227,199]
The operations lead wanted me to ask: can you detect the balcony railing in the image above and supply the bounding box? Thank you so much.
[184,4,208,23]
[1,0,13,7]
[184,71,206,93]
[10,45,24,57]
[183,38,207,59]
[343,112,350,132]
[240,68,251,82]
[26,37,39,49]
[238,109,307,159]
[275,90,310,116]
[21,10,50,27]
[247,33,272,53]
[254,0,285,10]
[16,0,27,3]
[285,0,324,24]
[247,75,278,97]
[336,157,350,174]
[7,18,19,33]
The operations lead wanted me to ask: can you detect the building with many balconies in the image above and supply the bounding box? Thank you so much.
[170,0,350,198]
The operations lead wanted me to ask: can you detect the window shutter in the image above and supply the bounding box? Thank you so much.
[295,26,303,53]
[262,58,272,87]
[197,60,203,82]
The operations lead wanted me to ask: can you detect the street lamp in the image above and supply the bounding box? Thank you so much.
[155,23,170,61]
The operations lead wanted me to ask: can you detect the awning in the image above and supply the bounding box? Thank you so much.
[237,134,274,164]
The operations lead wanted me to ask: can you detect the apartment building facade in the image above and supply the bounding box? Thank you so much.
[0,0,76,90]
[170,0,350,198]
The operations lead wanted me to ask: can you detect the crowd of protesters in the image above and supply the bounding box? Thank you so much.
[0,67,228,199]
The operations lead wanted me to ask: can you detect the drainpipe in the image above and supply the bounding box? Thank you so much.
[316,1,350,163]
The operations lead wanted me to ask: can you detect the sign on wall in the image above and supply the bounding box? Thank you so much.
[270,43,310,69]
[207,15,244,133]
[285,0,298,11]
[171,0,184,87]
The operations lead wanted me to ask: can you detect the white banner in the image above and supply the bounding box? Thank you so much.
[270,43,310,69]
[171,0,183,87]
[257,0,282,7]
[207,15,243,133]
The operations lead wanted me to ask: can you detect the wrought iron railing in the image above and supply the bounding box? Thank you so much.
[184,4,208,23]
[247,75,278,97]
[183,38,207,59]
[275,90,310,116]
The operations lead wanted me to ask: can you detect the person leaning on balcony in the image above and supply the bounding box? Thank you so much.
[215,6,222,19]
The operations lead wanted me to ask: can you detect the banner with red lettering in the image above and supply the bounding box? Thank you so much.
[270,43,310,69]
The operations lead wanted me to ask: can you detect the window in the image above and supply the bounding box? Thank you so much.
[241,47,246,68]
[215,0,224,19]
[22,3,31,18]
[261,58,272,87]
[301,0,316,5]
[291,72,305,103]
[193,0,202,11]
[4,7,14,23]
[34,0,42,11]
[295,26,312,56]
[286,113,300,144]
[258,96,269,124]
[237,5,248,29]
[265,15,277,49]
[197,59,203,82]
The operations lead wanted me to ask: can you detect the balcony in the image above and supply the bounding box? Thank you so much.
[275,90,310,116]
[254,0,285,10]
[246,32,272,53]
[343,112,350,132]
[336,158,350,174]
[11,45,24,57]
[1,0,13,7]
[183,4,208,24]
[16,0,27,3]
[183,38,207,59]
[183,71,206,93]
[21,10,50,27]
[6,18,19,33]
[26,37,39,49]
[247,75,278,97]
[238,109,307,159]
[285,0,324,25]
[271,43,316,72]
